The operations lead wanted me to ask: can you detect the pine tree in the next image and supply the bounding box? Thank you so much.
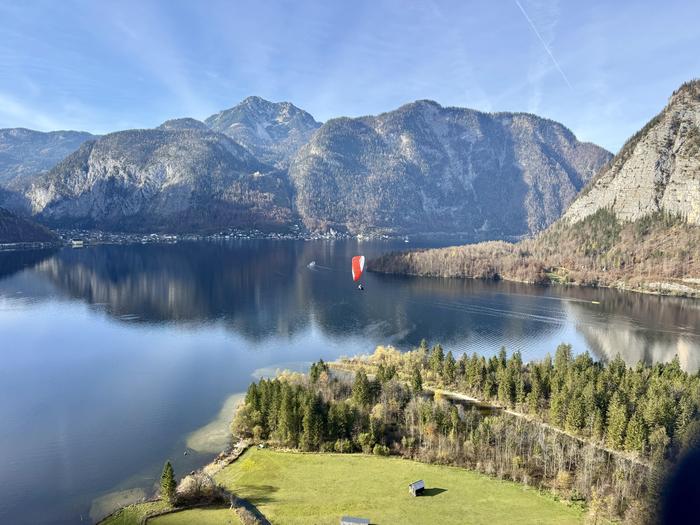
[160,461,176,504]
[352,370,372,407]
[429,344,445,376]
[528,368,542,413]
[411,364,423,395]
[301,393,325,451]
[497,347,507,370]
[565,393,585,434]
[276,385,298,445]
[592,408,605,442]
[497,367,514,408]
[625,411,647,453]
[309,359,328,383]
[443,351,456,385]
[550,385,568,426]
[457,353,468,380]
[553,344,572,379]
[606,392,628,449]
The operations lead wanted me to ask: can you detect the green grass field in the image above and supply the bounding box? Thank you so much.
[215,448,584,525]
[100,500,169,525]
[151,508,242,524]
[103,449,585,524]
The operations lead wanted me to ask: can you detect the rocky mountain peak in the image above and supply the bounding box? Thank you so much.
[205,97,321,167]
[564,80,700,225]
[157,118,209,131]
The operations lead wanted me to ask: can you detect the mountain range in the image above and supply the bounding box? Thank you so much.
[291,101,610,236]
[371,80,700,297]
[0,128,94,188]
[0,97,610,237]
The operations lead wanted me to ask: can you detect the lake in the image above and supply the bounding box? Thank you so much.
[0,239,698,524]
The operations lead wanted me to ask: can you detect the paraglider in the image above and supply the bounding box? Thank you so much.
[352,255,365,290]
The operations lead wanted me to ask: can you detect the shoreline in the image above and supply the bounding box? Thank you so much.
[369,267,700,299]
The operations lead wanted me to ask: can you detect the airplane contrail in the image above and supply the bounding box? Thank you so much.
[513,0,573,90]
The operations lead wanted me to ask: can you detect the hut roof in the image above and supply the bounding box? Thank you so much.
[340,517,370,525]
[408,480,425,490]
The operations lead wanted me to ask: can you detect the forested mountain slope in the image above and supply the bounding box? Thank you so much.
[371,81,700,297]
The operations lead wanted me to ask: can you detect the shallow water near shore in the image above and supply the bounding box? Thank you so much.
[0,239,698,524]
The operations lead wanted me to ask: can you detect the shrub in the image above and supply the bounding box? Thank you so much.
[372,443,390,456]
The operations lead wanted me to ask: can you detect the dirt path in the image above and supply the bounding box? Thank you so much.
[431,387,651,468]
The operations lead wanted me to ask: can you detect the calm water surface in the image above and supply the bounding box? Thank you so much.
[0,240,699,524]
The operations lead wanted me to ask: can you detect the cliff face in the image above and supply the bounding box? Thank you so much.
[289,100,611,237]
[565,80,700,224]
[23,125,295,232]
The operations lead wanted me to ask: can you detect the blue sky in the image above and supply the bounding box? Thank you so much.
[0,0,698,152]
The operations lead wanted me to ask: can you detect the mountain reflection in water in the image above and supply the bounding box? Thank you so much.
[0,240,698,525]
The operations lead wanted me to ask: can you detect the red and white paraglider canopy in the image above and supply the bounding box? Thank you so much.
[351,255,365,282]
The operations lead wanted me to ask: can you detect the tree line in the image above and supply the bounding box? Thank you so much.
[231,343,700,523]
[370,209,700,293]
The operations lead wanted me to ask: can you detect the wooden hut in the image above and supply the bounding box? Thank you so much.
[408,479,425,496]
[340,516,370,525]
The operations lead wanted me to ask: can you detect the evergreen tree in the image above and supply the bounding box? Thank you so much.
[411,364,423,395]
[606,392,628,449]
[429,344,445,376]
[301,393,325,451]
[377,363,396,383]
[457,353,468,380]
[483,375,495,400]
[352,370,372,407]
[528,368,542,413]
[276,385,299,445]
[592,408,605,442]
[497,347,507,370]
[443,351,456,385]
[625,411,647,453]
[160,461,176,504]
[309,359,328,383]
[553,344,572,378]
[565,393,585,433]
[550,385,568,426]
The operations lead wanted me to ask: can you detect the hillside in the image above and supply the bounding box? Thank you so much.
[0,207,58,244]
[290,100,611,237]
[371,82,700,297]
[0,128,94,188]
[21,124,295,232]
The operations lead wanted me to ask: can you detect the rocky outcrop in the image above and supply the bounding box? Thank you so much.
[24,126,295,232]
[205,96,321,168]
[290,100,611,237]
[0,128,94,188]
[565,80,700,224]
